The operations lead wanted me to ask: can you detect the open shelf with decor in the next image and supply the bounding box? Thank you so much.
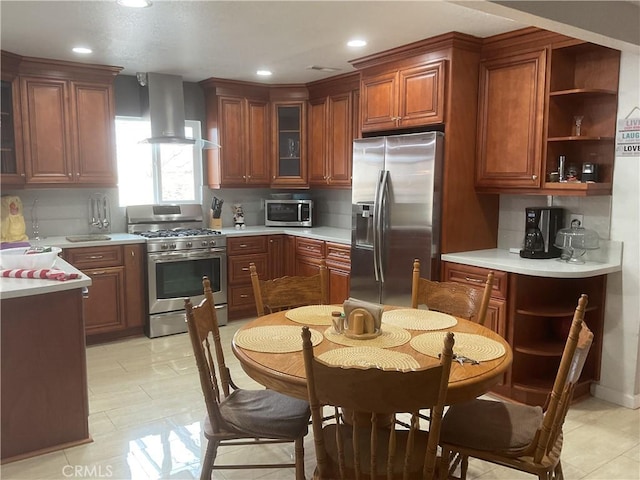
[543,42,620,196]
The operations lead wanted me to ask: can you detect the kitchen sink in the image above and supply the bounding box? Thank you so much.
[65,235,112,242]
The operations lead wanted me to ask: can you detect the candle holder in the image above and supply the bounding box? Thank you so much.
[573,115,584,137]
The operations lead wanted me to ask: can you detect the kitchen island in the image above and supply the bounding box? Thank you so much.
[0,258,92,462]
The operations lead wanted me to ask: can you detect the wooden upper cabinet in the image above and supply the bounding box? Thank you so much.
[1,51,25,187]
[475,49,547,190]
[70,81,117,185]
[307,73,358,188]
[201,79,271,188]
[475,29,620,196]
[271,101,307,187]
[21,76,74,184]
[15,55,120,187]
[360,60,445,132]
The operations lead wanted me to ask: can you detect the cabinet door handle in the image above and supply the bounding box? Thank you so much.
[464,276,483,284]
[240,294,249,298]
[239,244,247,248]
[532,175,538,180]
[92,270,106,275]
[241,267,249,271]
[86,255,104,259]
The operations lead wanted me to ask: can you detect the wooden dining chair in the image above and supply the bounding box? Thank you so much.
[439,294,594,480]
[411,259,494,326]
[184,276,310,480]
[302,325,455,480]
[250,259,329,317]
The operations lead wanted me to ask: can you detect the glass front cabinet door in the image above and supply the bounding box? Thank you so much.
[272,102,307,187]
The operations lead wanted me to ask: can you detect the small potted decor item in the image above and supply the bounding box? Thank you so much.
[233,204,245,229]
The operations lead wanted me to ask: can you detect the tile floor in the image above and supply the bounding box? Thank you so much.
[2,318,639,480]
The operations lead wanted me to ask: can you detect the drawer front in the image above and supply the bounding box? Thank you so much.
[227,236,268,255]
[325,242,351,266]
[229,285,256,309]
[64,245,123,268]
[228,253,268,285]
[296,237,325,258]
[443,262,507,299]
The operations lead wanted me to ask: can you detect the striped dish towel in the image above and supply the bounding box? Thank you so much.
[1,268,81,281]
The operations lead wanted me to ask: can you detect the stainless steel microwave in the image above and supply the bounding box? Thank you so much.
[264,199,313,227]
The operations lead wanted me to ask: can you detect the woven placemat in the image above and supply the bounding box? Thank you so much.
[285,305,342,325]
[318,347,420,372]
[410,332,505,362]
[324,324,411,348]
[382,309,458,331]
[235,326,323,353]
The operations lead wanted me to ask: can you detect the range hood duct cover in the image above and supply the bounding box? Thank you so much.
[138,72,217,148]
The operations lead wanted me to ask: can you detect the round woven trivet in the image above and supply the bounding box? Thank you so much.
[285,305,342,325]
[235,326,323,353]
[382,309,458,331]
[324,324,411,348]
[318,347,420,372]
[410,332,505,361]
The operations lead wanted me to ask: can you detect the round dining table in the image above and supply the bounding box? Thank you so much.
[231,306,512,405]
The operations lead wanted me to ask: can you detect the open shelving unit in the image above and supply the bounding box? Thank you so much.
[543,43,620,196]
[507,274,606,406]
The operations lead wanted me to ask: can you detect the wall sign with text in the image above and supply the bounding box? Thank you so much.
[617,117,640,157]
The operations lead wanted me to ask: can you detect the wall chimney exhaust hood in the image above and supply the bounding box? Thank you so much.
[137,72,218,149]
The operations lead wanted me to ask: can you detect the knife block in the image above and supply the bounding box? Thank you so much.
[209,213,222,231]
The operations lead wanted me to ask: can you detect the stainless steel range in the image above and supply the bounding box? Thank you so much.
[127,204,227,338]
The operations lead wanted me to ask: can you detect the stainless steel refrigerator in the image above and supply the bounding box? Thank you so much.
[350,131,444,305]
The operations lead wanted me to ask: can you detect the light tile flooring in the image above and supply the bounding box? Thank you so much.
[2,318,639,480]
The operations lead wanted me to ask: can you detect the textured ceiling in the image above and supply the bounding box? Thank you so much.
[0,1,527,83]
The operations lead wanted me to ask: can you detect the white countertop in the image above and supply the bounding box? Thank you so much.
[28,233,146,249]
[0,256,91,300]
[441,242,623,278]
[220,226,351,244]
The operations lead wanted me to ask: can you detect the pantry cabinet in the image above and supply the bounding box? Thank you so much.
[201,79,271,188]
[307,73,359,188]
[475,29,620,196]
[63,243,145,343]
[359,60,445,132]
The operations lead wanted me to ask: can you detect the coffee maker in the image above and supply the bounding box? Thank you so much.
[520,207,564,259]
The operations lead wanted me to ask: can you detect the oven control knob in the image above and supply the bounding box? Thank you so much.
[161,243,169,250]
[209,240,217,247]
[201,240,208,247]
[186,241,193,248]
[169,243,177,250]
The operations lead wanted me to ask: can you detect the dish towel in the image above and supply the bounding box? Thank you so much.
[1,268,81,281]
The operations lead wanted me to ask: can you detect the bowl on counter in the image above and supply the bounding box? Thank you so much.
[554,227,599,264]
[0,246,62,270]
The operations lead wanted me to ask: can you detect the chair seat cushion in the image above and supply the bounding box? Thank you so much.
[441,399,543,452]
[219,389,310,439]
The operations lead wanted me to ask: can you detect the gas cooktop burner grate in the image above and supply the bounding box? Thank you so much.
[137,228,223,239]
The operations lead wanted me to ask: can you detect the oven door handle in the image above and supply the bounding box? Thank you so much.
[149,250,225,262]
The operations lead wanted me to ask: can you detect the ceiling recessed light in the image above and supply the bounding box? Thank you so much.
[116,0,152,8]
[347,39,367,48]
[72,47,92,54]
[256,70,272,76]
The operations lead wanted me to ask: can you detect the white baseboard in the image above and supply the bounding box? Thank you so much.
[592,384,640,409]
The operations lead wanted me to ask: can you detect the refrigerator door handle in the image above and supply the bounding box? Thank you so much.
[374,170,389,283]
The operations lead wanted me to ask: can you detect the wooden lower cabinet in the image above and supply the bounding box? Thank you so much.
[325,242,351,304]
[227,235,269,320]
[295,237,351,305]
[63,243,145,343]
[1,288,90,460]
[442,261,605,406]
